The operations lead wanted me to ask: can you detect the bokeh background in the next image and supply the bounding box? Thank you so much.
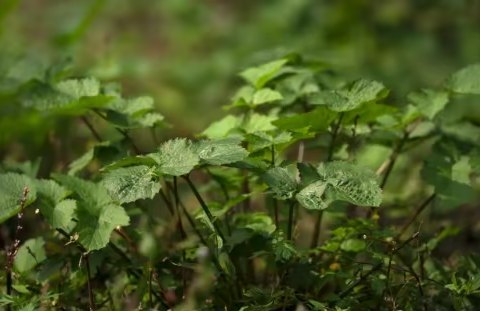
[2,0,480,145]
[2,0,480,250]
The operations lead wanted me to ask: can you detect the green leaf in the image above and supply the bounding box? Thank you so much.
[262,166,297,200]
[340,238,366,252]
[14,237,46,273]
[245,131,292,152]
[445,63,480,94]
[319,161,382,207]
[240,59,288,89]
[0,173,36,224]
[297,163,321,187]
[311,79,388,112]
[241,113,277,133]
[75,202,130,251]
[52,173,111,209]
[34,179,75,230]
[2,158,41,178]
[104,96,165,129]
[68,144,100,176]
[151,138,199,176]
[101,155,158,172]
[195,137,248,166]
[42,199,76,230]
[200,115,241,139]
[252,88,283,106]
[272,107,337,132]
[408,89,449,120]
[22,78,113,115]
[52,174,129,251]
[296,180,328,210]
[100,165,160,203]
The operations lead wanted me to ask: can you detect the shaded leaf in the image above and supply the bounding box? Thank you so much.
[0,173,36,224]
[262,167,297,200]
[14,238,46,273]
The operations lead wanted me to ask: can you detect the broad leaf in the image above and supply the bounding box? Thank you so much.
[195,137,248,165]
[240,59,288,89]
[241,113,277,133]
[35,179,75,229]
[296,180,328,210]
[262,166,297,200]
[311,79,388,112]
[445,63,480,94]
[151,138,199,176]
[200,115,241,139]
[318,161,382,207]
[14,238,46,273]
[0,173,36,224]
[22,78,113,115]
[272,107,337,132]
[245,131,292,152]
[52,174,130,251]
[101,165,160,203]
[252,88,283,106]
[408,89,449,120]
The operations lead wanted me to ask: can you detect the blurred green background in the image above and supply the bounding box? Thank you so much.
[2,0,480,150]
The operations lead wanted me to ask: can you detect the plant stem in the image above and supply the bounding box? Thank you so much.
[174,177,187,292]
[80,115,102,142]
[310,210,323,248]
[242,169,250,212]
[183,175,225,241]
[340,232,419,298]
[327,112,344,162]
[92,109,141,154]
[149,267,153,310]
[287,200,296,241]
[397,193,436,239]
[272,198,279,229]
[84,253,96,311]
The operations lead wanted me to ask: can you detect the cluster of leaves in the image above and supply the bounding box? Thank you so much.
[0,54,480,310]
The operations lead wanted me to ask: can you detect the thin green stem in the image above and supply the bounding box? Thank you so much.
[183,175,225,241]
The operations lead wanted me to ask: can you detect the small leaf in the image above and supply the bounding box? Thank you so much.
[14,238,46,273]
[195,137,248,166]
[0,173,36,224]
[252,88,283,106]
[101,165,160,203]
[296,180,328,210]
[408,89,449,120]
[200,115,241,139]
[340,239,366,252]
[445,63,480,94]
[151,138,199,176]
[262,167,297,200]
[241,113,277,133]
[240,59,288,89]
